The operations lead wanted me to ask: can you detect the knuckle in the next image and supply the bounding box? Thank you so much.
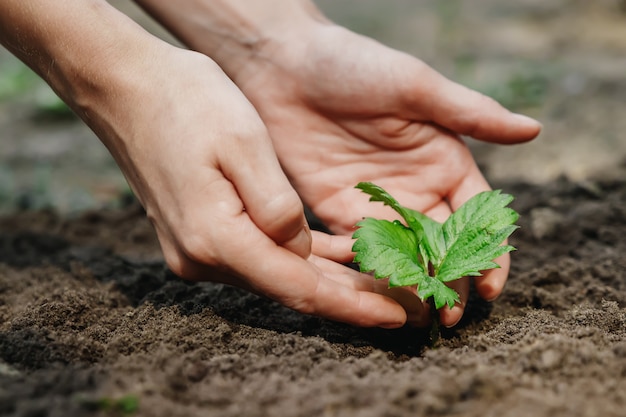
[263,191,305,238]
[270,190,304,219]
[176,229,221,269]
[282,277,322,317]
[162,250,185,278]
[288,295,316,316]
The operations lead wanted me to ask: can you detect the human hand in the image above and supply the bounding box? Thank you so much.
[68,36,411,327]
[231,25,542,327]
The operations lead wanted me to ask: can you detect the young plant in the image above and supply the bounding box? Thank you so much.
[351,182,519,315]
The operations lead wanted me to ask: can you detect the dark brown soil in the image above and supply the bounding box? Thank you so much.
[2,2,626,416]
[1,178,625,417]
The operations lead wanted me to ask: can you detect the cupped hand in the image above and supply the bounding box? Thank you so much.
[76,42,408,328]
[233,25,542,327]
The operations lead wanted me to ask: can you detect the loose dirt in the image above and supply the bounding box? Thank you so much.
[1,178,625,417]
[2,2,626,416]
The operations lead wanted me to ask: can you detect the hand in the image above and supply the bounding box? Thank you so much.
[69,40,409,328]
[233,25,542,327]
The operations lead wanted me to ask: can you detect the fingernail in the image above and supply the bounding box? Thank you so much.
[443,306,463,328]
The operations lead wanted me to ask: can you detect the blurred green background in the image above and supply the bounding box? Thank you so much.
[1,0,625,214]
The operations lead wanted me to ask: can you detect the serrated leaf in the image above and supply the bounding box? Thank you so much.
[416,278,460,310]
[404,208,445,267]
[436,191,519,283]
[352,183,519,311]
[351,217,459,309]
[355,182,425,242]
[352,218,426,286]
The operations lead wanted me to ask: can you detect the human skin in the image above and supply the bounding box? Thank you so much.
[0,0,412,328]
[132,0,542,327]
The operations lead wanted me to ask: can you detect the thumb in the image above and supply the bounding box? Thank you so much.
[405,61,542,143]
[222,127,311,259]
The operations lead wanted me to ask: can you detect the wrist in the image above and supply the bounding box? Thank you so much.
[0,0,167,119]
[45,8,164,117]
[206,1,331,84]
[134,0,333,84]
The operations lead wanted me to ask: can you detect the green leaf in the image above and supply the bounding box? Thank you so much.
[352,218,426,286]
[404,207,445,267]
[436,190,518,283]
[351,217,458,308]
[352,183,519,310]
[355,182,426,242]
[414,276,460,309]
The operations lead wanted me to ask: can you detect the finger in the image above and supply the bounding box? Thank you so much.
[221,120,311,259]
[446,162,492,212]
[176,190,406,328]
[377,284,430,327]
[422,201,471,327]
[439,276,470,328]
[403,59,542,143]
[311,231,355,263]
[447,164,511,300]
[309,256,431,327]
[394,195,469,327]
[249,244,408,328]
[474,252,510,301]
[165,199,407,328]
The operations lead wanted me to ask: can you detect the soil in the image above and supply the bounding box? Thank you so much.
[1,178,625,417]
[2,1,626,417]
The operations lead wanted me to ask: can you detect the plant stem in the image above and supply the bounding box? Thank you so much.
[429,300,440,347]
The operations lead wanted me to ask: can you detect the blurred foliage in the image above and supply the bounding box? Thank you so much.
[0,59,74,120]
[78,394,140,416]
[0,61,40,99]
[450,54,551,111]
[0,163,15,209]
[14,162,54,211]
[32,87,76,121]
[483,72,550,111]
[435,0,461,32]
[318,2,391,40]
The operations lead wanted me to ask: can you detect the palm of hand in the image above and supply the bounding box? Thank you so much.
[243,27,487,235]
[237,26,539,321]
[270,108,477,235]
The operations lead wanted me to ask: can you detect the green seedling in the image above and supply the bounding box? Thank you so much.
[78,394,139,416]
[351,182,519,338]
